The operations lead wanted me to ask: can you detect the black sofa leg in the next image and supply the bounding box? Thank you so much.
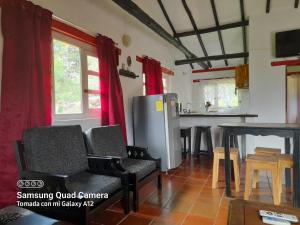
[132,185,139,212]
[157,174,162,190]
[122,189,130,214]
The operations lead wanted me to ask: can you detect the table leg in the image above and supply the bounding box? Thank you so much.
[224,129,232,197]
[241,135,246,159]
[188,131,191,156]
[293,131,300,208]
[285,138,291,188]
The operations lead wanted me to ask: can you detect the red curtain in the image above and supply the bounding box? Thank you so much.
[0,0,52,208]
[143,57,163,95]
[96,34,127,144]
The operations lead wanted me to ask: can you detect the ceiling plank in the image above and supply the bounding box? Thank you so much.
[175,52,249,65]
[157,0,194,69]
[181,0,212,67]
[112,0,209,69]
[240,0,248,64]
[266,0,271,13]
[210,0,228,66]
[295,0,299,8]
[174,20,249,38]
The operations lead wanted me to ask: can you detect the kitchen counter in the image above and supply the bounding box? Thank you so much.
[180,113,258,118]
[180,113,258,154]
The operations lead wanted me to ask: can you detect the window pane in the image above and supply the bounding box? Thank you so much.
[88,75,99,90]
[217,82,238,108]
[204,85,215,106]
[88,94,100,109]
[87,55,99,72]
[53,39,82,114]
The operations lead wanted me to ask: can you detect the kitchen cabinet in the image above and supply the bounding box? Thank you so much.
[235,64,249,89]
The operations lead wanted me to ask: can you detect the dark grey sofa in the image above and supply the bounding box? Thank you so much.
[84,125,161,211]
[15,125,129,225]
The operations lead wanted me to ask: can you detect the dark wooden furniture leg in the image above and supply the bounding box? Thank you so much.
[188,129,192,156]
[183,136,187,159]
[224,129,232,197]
[194,128,201,157]
[285,137,291,188]
[293,131,300,208]
[206,128,213,156]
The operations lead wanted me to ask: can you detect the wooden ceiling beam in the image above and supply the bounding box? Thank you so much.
[266,0,271,13]
[182,0,212,67]
[112,0,209,69]
[175,52,249,65]
[210,0,228,66]
[174,20,249,38]
[240,0,248,64]
[157,0,194,69]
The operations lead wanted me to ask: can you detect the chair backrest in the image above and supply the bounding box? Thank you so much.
[23,125,88,175]
[85,125,127,158]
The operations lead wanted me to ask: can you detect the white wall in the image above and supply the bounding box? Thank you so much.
[247,6,300,152]
[0,0,190,144]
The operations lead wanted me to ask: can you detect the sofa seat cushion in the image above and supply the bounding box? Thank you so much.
[122,158,156,180]
[66,172,122,203]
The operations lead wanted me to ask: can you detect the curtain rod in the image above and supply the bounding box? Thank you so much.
[52,15,119,46]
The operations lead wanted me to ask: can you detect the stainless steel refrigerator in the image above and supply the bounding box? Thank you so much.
[132,93,182,172]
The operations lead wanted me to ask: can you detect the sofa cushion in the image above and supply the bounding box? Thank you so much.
[122,158,156,180]
[66,172,122,203]
[23,125,88,175]
[85,125,127,158]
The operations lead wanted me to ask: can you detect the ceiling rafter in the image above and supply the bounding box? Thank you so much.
[181,0,212,68]
[111,0,209,69]
[266,0,271,13]
[240,0,248,64]
[174,21,249,38]
[175,52,249,66]
[210,0,228,66]
[157,0,194,69]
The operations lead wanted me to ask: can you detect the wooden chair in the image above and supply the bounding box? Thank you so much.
[212,147,240,192]
[244,154,280,205]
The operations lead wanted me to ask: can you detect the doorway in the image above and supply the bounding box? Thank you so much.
[286,65,300,123]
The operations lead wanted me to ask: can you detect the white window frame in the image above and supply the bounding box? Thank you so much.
[52,32,100,121]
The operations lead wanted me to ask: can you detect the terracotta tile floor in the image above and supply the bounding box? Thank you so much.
[89,156,293,225]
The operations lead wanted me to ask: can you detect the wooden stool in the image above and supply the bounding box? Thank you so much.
[252,147,281,188]
[244,154,280,205]
[212,147,240,192]
[180,127,192,159]
[255,147,281,156]
[277,154,293,199]
[194,126,213,157]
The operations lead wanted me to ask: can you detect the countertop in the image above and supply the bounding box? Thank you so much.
[179,113,258,118]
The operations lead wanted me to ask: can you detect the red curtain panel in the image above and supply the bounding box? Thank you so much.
[96,34,127,144]
[0,0,52,208]
[142,57,163,95]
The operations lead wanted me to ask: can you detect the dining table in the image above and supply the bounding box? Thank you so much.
[219,122,300,208]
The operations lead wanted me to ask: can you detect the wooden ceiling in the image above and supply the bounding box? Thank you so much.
[112,0,299,69]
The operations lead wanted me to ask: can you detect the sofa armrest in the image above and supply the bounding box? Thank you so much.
[87,156,127,176]
[20,171,68,193]
[87,156,129,187]
[126,146,161,170]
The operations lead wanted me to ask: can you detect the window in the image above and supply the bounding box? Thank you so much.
[142,73,169,95]
[52,32,100,119]
[201,78,238,110]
